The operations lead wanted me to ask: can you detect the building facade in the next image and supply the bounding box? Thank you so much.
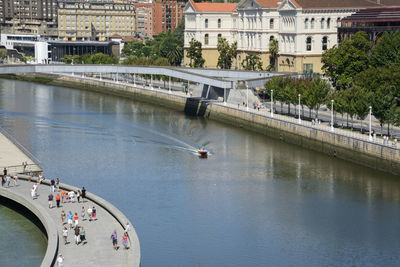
[0,0,58,37]
[184,0,391,73]
[153,0,186,36]
[134,2,152,39]
[57,0,135,41]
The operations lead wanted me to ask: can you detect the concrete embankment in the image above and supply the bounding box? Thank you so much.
[4,73,400,175]
[0,129,141,266]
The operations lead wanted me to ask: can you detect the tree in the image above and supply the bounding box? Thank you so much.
[186,38,205,68]
[370,84,397,135]
[241,53,263,71]
[322,31,372,90]
[122,41,146,58]
[370,31,400,68]
[303,78,330,119]
[217,38,237,69]
[173,19,185,44]
[268,39,278,71]
[158,32,184,66]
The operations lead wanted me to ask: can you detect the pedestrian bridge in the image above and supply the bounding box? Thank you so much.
[0,64,285,90]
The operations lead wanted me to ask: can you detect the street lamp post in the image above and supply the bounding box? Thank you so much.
[246,84,249,111]
[330,99,334,132]
[298,94,301,124]
[369,106,372,141]
[271,89,274,117]
[169,76,171,94]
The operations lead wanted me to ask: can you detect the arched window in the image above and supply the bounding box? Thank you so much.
[337,18,341,27]
[204,34,209,45]
[270,19,274,29]
[322,36,328,50]
[311,18,315,29]
[306,37,312,51]
[205,19,208,28]
[218,19,221,28]
[304,18,309,29]
[270,35,274,41]
[327,18,331,29]
[321,18,325,29]
[217,33,222,40]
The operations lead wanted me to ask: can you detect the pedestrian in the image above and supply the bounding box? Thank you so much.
[73,212,79,227]
[56,194,61,208]
[1,175,5,187]
[67,211,73,229]
[13,174,18,187]
[50,178,55,192]
[28,171,33,182]
[61,190,66,203]
[48,193,54,208]
[122,232,128,249]
[3,167,6,177]
[62,227,68,245]
[111,230,118,250]
[55,178,60,192]
[61,210,66,225]
[56,254,64,267]
[81,187,86,202]
[68,191,75,203]
[125,222,131,233]
[76,190,81,203]
[92,206,96,220]
[6,175,11,188]
[87,207,93,221]
[81,206,85,221]
[31,187,36,199]
[38,173,44,183]
[74,226,80,245]
[80,226,86,245]
[22,161,27,172]
[33,183,38,194]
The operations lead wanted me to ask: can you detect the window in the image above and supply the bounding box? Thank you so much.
[205,19,208,28]
[217,33,222,40]
[270,35,274,41]
[303,63,313,74]
[218,18,221,28]
[306,37,312,51]
[204,34,209,45]
[304,18,309,29]
[321,18,325,29]
[270,18,274,29]
[322,36,328,50]
[327,18,331,29]
[311,18,315,29]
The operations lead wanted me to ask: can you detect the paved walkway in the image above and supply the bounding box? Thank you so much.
[2,179,133,266]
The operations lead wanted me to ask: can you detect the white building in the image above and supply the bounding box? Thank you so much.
[184,0,386,73]
[0,34,49,64]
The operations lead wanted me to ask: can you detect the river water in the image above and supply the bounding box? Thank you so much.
[1,79,400,266]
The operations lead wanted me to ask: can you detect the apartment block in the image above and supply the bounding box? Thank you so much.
[57,0,135,41]
[134,2,152,39]
[153,0,186,36]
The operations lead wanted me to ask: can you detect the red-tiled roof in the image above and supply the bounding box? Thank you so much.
[191,1,237,12]
[294,0,381,9]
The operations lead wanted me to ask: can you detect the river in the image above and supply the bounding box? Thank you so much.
[1,78,400,266]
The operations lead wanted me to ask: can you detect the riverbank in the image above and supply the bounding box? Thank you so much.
[0,130,141,266]
[3,73,400,176]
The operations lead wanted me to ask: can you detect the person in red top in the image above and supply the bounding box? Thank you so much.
[56,194,61,208]
[73,212,79,227]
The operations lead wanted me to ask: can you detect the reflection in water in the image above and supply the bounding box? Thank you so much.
[1,79,400,266]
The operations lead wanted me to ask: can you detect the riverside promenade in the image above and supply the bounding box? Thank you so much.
[0,130,141,266]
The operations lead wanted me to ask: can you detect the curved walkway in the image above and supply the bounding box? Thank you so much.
[0,176,140,266]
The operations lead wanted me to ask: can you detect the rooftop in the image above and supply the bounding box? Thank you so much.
[190,0,237,12]
[341,7,400,22]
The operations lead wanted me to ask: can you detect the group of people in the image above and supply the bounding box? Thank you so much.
[111,223,131,251]
[1,168,18,188]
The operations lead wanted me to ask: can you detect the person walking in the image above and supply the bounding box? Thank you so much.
[122,232,128,249]
[87,207,93,221]
[61,210,66,225]
[50,178,55,192]
[76,190,81,203]
[92,206,97,220]
[56,194,61,208]
[81,206,85,221]
[80,226,86,245]
[67,211,73,229]
[111,230,118,250]
[6,175,10,188]
[74,226,80,245]
[1,175,5,187]
[61,190,66,203]
[28,171,33,182]
[73,212,79,227]
[55,178,60,192]
[31,186,36,200]
[56,254,64,267]
[48,193,54,208]
[81,187,86,202]
[3,167,6,177]
[13,174,18,187]
[62,227,68,245]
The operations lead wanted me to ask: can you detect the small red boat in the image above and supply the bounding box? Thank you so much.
[198,147,208,156]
